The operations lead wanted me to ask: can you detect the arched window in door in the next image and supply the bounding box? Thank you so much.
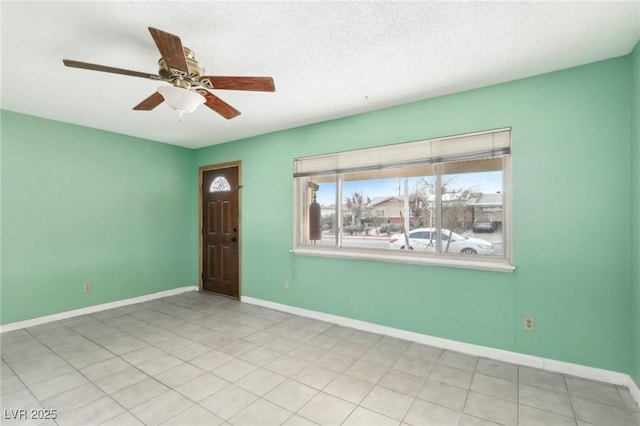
[209,176,231,192]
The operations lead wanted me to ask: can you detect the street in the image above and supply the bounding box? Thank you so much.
[315,231,504,256]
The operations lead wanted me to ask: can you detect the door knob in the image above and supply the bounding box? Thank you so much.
[231,237,238,242]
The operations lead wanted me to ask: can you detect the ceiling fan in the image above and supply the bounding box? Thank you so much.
[63,27,275,119]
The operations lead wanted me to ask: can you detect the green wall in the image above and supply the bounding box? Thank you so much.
[630,41,640,388]
[197,56,633,374]
[1,111,197,324]
[1,50,637,381]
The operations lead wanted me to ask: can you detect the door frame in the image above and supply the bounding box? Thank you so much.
[198,161,242,298]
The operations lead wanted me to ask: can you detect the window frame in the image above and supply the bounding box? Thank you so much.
[292,129,515,273]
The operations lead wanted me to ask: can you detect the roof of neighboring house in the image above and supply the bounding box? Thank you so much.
[365,192,502,208]
[425,192,471,203]
[367,196,404,208]
[467,193,502,206]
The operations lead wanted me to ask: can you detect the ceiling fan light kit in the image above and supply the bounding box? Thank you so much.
[157,86,205,118]
[63,26,275,120]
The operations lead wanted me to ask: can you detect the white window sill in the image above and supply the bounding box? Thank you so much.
[291,247,516,273]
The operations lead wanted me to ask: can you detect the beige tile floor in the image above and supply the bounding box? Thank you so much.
[1,291,638,426]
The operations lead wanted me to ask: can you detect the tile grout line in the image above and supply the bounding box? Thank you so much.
[23,321,146,425]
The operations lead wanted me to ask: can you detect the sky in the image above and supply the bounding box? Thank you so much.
[315,171,502,206]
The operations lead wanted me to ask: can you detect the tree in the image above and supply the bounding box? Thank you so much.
[408,191,427,228]
[417,175,457,230]
[345,190,367,226]
[417,175,477,251]
[441,190,471,252]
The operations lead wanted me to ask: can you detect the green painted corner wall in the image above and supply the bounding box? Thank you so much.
[0,49,636,381]
[0,111,198,324]
[630,41,640,388]
[197,56,633,374]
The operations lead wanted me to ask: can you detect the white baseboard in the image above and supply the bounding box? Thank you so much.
[242,296,640,408]
[0,286,198,333]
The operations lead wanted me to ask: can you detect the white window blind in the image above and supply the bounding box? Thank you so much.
[294,128,511,177]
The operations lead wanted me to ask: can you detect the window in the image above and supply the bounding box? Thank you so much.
[293,128,513,271]
[210,176,231,192]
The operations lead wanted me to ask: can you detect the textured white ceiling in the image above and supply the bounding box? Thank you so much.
[2,1,639,149]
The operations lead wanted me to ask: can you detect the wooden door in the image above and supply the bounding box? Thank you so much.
[201,166,239,298]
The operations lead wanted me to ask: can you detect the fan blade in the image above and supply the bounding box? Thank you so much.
[201,90,241,119]
[63,59,160,80]
[203,76,275,92]
[148,27,188,73]
[133,92,164,110]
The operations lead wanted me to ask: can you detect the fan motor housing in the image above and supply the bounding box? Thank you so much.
[158,47,205,80]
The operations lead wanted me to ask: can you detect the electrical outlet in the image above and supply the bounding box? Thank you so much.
[524,316,535,331]
[83,282,91,293]
[283,281,290,290]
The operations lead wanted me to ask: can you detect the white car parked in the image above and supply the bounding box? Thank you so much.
[389,228,495,255]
